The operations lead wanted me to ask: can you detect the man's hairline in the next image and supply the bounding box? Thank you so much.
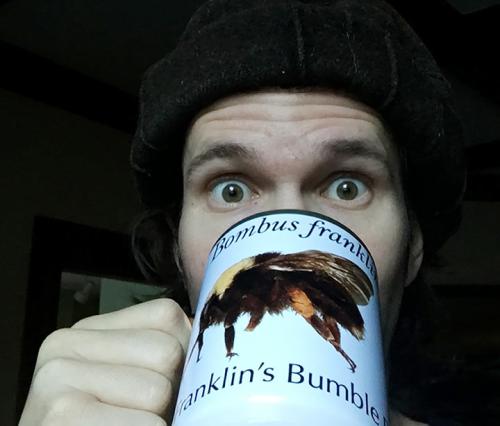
[183,85,398,180]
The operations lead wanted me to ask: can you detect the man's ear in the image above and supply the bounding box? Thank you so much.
[405,217,424,287]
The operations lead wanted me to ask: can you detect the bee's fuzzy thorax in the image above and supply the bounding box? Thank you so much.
[213,257,254,297]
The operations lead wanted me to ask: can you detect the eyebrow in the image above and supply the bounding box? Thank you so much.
[185,143,258,180]
[320,139,390,167]
[185,138,392,180]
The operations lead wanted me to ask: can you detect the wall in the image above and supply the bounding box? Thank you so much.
[429,201,500,285]
[1,86,499,424]
[0,88,141,425]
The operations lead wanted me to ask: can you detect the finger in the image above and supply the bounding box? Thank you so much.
[33,359,173,416]
[36,328,184,378]
[41,391,166,426]
[79,401,167,426]
[73,298,191,353]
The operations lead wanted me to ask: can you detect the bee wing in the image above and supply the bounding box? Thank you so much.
[321,255,373,305]
[262,250,373,305]
[309,251,373,305]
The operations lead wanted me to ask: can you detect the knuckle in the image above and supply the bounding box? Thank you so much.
[150,298,184,325]
[42,392,85,425]
[49,393,78,415]
[145,374,172,414]
[34,358,73,387]
[39,328,70,356]
[72,313,101,329]
[167,336,185,368]
[144,415,167,426]
[152,333,184,374]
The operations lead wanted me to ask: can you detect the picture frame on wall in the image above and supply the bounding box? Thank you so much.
[17,216,175,420]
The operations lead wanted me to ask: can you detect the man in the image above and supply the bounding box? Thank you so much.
[19,0,465,425]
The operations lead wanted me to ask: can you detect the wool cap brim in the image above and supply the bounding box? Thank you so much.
[130,0,466,252]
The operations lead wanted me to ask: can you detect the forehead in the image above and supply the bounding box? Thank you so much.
[184,89,396,166]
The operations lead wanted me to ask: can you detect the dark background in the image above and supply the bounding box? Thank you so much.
[1,0,499,424]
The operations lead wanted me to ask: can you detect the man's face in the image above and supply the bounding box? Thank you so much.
[178,90,423,353]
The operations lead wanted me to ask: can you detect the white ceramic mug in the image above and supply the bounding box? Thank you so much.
[173,210,388,426]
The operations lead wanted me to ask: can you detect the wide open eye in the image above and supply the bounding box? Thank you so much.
[210,180,253,205]
[323,176,369,201]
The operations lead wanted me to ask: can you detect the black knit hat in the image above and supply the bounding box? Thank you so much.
[130,0,466,252]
